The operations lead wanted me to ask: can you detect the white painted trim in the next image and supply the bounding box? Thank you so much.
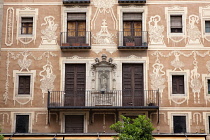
[160,107,210,111]
[11,112,34,133]
[1,48,59,51]
[166,70,190,105]
[60,111,89,133]
[0,108,47,111]
[4,2,62,5]
[203,112,210,134]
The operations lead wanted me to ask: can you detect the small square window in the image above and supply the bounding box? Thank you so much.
[205,21,210,33]
[21,17,33,35]
[173,116,186,133]
[18,76,31,95]
[172,75,185,94]
[15,115,29,133]
[170,15,182,33]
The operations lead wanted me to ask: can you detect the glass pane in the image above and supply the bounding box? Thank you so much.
[21,27,27,34]
[68,22,76,36]
[134,22,142,36]
[78,22,86,36]
[123,22,131,36]
[208,80,210,94]
[205,21,210,33]
[28,26,33,34]
[171,16,182,27]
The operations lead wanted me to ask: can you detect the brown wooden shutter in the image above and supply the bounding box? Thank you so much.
[16,115,29,133]
[123,13,142,21]
[18,76,30,95]
[65,115,84,133]
[67,13,86,21]
[172,75,184,94]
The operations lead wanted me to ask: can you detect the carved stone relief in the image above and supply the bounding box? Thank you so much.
[186,15,202,46]
[40,16,58,47]
[5,7,14,46]
[148,15,165,45]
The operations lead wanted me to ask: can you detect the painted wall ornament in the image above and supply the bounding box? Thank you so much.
[150,57,166,103]
[170,52,184,71]
[40,16,58,46]
[92,19,116,44]
[39,62,56,103]
[5,7,14,46]
[18,51,32,72]
[186,15,202,46]
[148,15,165,45]
[92,0,118,29]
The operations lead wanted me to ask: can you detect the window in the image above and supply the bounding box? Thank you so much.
[205,21,210,33]
[172,75,184,94]
[170,15,182,33]
[173,116,186,133]
[15,115,29,133]
[208,79,210,94]
[18,76,31,95]
[123,13,142,46]
[65,115,84,133]
[67,13,86,45]
[21,17,33,34]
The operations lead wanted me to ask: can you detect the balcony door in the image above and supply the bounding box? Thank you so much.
[122,64,144,106]
[67,13,86,45]
[123,13,142,46]
[65,64,85,106]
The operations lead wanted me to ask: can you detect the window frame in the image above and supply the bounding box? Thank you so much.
[169,14,184,35]
[13,70,36,98]
[18,75,31,95]
[172,75,185,95]
[12,113,32,133]
[21,17,33,35]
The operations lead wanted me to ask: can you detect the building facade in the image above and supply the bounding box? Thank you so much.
[0,0,210,139]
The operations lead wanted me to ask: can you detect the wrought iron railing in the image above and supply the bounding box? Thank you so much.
[60,31,91,47]
[118,31,148,47]
[48,90,159,108]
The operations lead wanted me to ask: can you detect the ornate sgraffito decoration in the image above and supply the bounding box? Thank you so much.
[3,51,57,105]
[190,54,202,103]
[39,61,56,103]
[16,7,38,45]
[92,0,118,29]
[151,51,209,105]
[92,19,116,45]
[148,15,165,45]
[40,16,58,46]
[5,7,14,46]
[18,51,32,72]
[193,112,202,125]
[186,15,202,46]
[0,113,9,125]
[170,52,184,71]
[150,53,166,103]
[35,112,58,125]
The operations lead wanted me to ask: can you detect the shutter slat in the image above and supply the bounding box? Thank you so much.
[123,13,142,21]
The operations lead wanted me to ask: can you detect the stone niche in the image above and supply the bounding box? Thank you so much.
[91,54,117,93]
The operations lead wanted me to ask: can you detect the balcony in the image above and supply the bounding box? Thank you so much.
[47,90,159,109]
[118,31,148,49]
[60,31,91,51]
[118,0,146,3]
[63,0,90,4]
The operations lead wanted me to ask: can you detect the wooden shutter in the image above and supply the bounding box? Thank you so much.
[172,75,184,94]
[65,64,85,106]
[67,13,86,21]
[173,116,186,133]
[65,115,84,133]
[123,13,142,21]
[16,115,29,133]
[18,76,30,95]
[122,64,144,106]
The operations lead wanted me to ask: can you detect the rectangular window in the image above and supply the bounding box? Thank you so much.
[170,15,182,33]
[173,116,186,133]
[65,115,84,133]
[123,13,142,46]
[208,80,210,94]
[15,115,29,133]
[21,17,33,34]
[205,21,210,33]
[67,13,86,45]
[172,75,184,94]
[18,76,30,95]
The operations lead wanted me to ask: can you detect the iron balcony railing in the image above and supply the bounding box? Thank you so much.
[118,31,148,49]
[48,90,159,108]
[60,31,91,48]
